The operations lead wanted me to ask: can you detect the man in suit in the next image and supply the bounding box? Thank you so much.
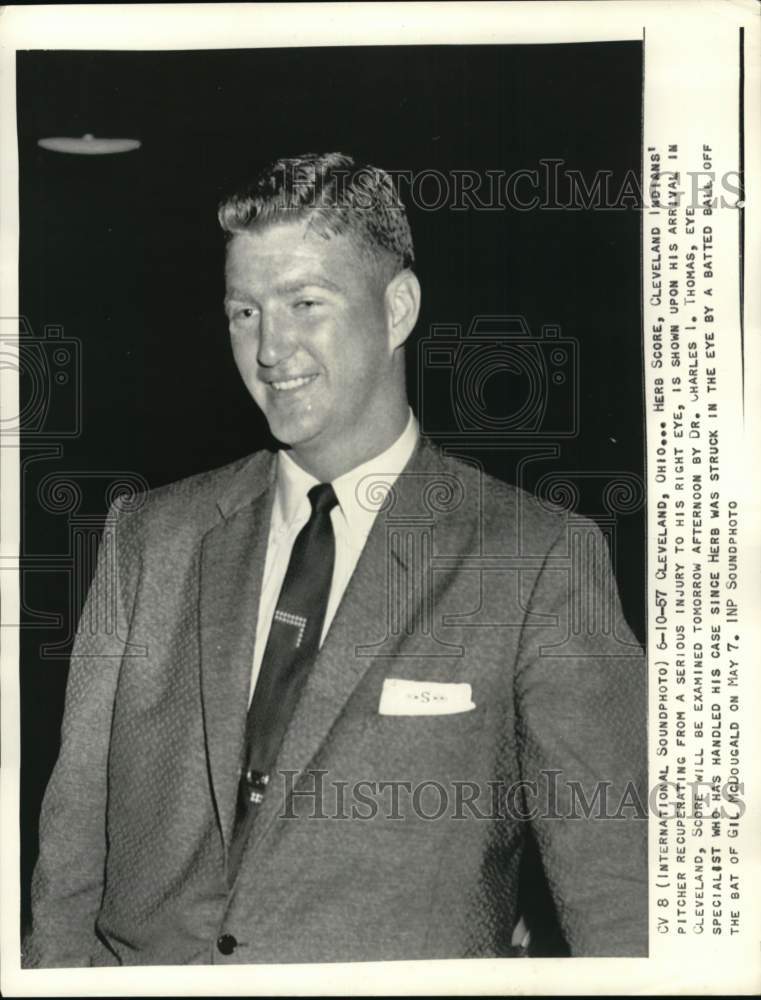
[24,152,648,967]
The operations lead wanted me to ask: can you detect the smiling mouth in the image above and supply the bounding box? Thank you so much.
[268,374,318,392]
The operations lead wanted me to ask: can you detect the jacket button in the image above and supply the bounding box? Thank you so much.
[217,933,237,955]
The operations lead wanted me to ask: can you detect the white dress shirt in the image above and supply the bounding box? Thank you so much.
[249,410,419,703]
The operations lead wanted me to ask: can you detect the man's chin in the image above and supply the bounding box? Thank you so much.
[264,416,322,451]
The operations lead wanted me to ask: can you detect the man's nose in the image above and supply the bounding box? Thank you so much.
[257,308,293,367]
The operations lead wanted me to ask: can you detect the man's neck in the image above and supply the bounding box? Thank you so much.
[284,409,412,483]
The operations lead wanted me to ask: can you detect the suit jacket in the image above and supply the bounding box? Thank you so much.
[23,437,648,966]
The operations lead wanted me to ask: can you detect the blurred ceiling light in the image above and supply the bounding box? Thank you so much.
[37,133,141,155]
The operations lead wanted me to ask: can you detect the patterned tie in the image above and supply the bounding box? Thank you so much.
[228,481,338,881]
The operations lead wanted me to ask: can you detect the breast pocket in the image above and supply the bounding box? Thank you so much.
[356,703,489,778]
[347,705,490,830]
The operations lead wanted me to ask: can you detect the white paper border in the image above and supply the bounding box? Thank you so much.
[2,2,759,996]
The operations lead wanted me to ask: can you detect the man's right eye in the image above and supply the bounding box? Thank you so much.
[233,307,256,321]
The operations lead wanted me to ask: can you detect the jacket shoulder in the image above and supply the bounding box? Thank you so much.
[422,441,586,553]
[112,449,275,539]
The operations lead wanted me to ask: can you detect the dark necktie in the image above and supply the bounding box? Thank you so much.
[228,481,338,882]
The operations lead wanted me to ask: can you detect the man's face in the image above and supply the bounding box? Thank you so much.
[224,218,398,469]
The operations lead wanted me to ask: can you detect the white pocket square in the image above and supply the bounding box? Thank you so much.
[378,678,476,716]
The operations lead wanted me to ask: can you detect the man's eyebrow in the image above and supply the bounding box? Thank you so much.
[276,277,343,294]
[224,277,343,306]
[224,288,256,305]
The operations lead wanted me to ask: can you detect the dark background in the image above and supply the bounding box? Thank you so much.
[17,44,644,935]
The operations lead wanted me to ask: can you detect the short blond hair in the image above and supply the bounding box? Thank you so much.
[218,152,415,273]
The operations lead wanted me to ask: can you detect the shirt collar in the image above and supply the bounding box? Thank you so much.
[274,409,419,542]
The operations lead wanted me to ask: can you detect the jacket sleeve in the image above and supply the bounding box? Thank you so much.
[22,502,139,968]
[514,514,648,957]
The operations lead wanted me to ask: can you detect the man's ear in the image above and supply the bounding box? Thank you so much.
[384,269,421,350]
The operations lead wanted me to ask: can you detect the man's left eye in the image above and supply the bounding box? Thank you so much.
[295,299,319,309]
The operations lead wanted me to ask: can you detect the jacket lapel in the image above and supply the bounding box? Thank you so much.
[244,437,481,853]
[199,451,276,850]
